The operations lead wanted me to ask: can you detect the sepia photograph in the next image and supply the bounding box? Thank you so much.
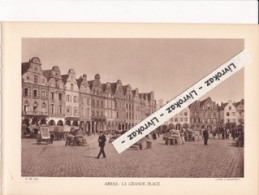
[21,38,245,177]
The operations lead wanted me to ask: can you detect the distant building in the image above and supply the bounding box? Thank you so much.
[123,85,135,130]
[62,69,80,126]
[76,74,92,133]
[219,100,237,129]
[132,88,141,125]
[102,82,117,131]
[157,99,164,109]
[43,66,65,126]
[88,74,106,133]
[22,57,49,125]
[188,97,219,131]
[198,97,219,131]
[234,99,244,125]
[168,107,190,130]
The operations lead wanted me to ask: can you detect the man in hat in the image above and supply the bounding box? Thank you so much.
[96,131,106,159]
[203,128,209,145]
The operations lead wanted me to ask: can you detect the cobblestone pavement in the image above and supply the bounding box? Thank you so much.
[22,135,243,177]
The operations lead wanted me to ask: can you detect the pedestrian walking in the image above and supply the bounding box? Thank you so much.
[203,128,209,145]
[96,131,106,159]
[226,128,230,139]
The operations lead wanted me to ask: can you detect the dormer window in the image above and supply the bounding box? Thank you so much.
[34,75,38,84]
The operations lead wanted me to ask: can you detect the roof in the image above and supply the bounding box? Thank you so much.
[102,83,107,91]
[76,78,82,88]
[88,80,94,89]
[61,74,69,84]
[43,70,53,81]
[200,97,211,106]
[139,93,151,100]
[110,83,117,93]
[22,62,30,75]
[234,99,244,107]
[219,102,228,110]
[122,85,127,95]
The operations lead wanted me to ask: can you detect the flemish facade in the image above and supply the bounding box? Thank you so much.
[168,108,190,130]
[22,57,49,125]
[77,74,92,133]
[62,69,80,126]
[21,57,163,134]
[234,99,244,125]
[43,66,65,126]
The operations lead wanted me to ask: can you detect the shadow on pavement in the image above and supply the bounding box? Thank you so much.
[83,155,97,158]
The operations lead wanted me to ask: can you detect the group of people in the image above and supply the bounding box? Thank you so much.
[202,126,244,146]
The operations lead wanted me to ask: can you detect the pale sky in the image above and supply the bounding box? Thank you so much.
[22,38,244,104]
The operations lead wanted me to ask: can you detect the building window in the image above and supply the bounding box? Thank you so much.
[23,105,28,113]
[96,111,99,116]
[34,75,38,84]
[86,108,89,116]
[175,118,178,122]
[33,105,38,112]
[67,95,70,102]
[51,92,54,100]
[226,112,230,116]
[41,91,46,99]
[74,107,78,115]
[59,105,62,114]
[59,93,62,101]
[24,88,29,96]
[71,84,74,90]
[232,112,235,116]
[42,102,46,108]
[33,90,38,98]
[97,100,99,107]
[229,106,231,110]
[81,108,84,116]
[92,99,95,106]
[184,112,187,116]
[87,98,90,105]
[66,107,70,114]
[50,104,54,114]
[74,96,77,103]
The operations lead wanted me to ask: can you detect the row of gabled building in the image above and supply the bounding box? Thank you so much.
[162,97,244,131]
[22,57,156,133]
